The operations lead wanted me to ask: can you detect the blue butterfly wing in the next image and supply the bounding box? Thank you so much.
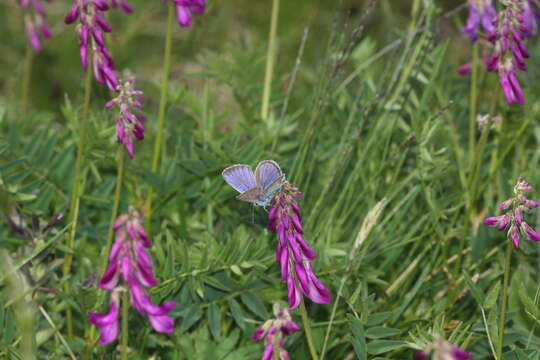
[222,165,257,193]
[255,160,283,189]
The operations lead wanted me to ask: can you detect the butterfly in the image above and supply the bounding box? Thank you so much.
[222,160,285,208]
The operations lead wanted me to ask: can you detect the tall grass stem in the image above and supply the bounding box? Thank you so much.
[261,0,280,121]
[147,1,175,233]
[63,54,94,338]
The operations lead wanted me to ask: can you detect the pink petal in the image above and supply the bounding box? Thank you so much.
[98,262,119,290]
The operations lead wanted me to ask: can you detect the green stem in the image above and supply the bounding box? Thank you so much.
[121,291,129,360]
[102,148,125,273]
[299,298,319,360]
[497,242,513,360]
[468,43,479,168]
[63,55,93,338]
[273,332,280,360]
[261,0,280,121]
[21,42,33,117]
[147,1,175,232]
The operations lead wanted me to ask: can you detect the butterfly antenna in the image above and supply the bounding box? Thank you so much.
[251,205,255,224]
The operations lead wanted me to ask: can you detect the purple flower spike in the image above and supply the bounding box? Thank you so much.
[416,336,470,360]
[21,0,53,53]
[252,304,300,360]
[172,0,206,27]
[521,0,539,38]
[65,0,134,90]
[484,177,540,249]
[487,0,537,105]
[461,0,497,42]
[89,208,176,346]
[106,75,146,159]
[268,182,330,309]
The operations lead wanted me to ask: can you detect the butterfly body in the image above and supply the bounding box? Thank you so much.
[222,160,285,208]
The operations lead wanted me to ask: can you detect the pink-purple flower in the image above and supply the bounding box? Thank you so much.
[105,75,145,159]
[486,0,537,104]
[20,0,53,53]
[89,209,176,345]
[521,0,540,38]
[461,0,497,42]
[267,182,330,309]
[172,0,206,27]
[415,337,471,360]
[484,177,540,248]
[65,0,121,91]
[88,291,120,345]
[252,303,300,360]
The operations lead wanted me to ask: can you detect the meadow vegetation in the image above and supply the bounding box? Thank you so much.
[1,0,540,359]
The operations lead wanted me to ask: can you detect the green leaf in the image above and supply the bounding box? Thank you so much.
[208,304,221,341]
[366,312,392,326]
[365,327,402,339]
[240,291,268,319]
[228,299,246,331]
[463,271,485,306]
[483,281,501,309]
[349,316,366,360]
[517,282,540,319]
[182,305,203,331]
[366,340,409,355]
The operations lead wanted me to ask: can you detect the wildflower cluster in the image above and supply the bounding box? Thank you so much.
[268,182,330,309]
[89,209,176,345]
[487,0,539,104]
[105,75,145,159]
[484,177,540,248]
[174,0,207,27]
[252,303,300,360]
[64,0,123,91]
[415,337,471,360]
[20,0,53,53]
[461,0,497,42]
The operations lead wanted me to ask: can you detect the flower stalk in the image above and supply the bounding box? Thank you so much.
[147,1,175,233]
[261,0,280,121]
[151,1,175,173]
[497,241,512,359]
[21,42,33,117]
[121,290,129,360]
[299,298,318,360]
[101,148,125,276]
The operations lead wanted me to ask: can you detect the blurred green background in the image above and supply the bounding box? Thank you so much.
[0,0,471,117]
